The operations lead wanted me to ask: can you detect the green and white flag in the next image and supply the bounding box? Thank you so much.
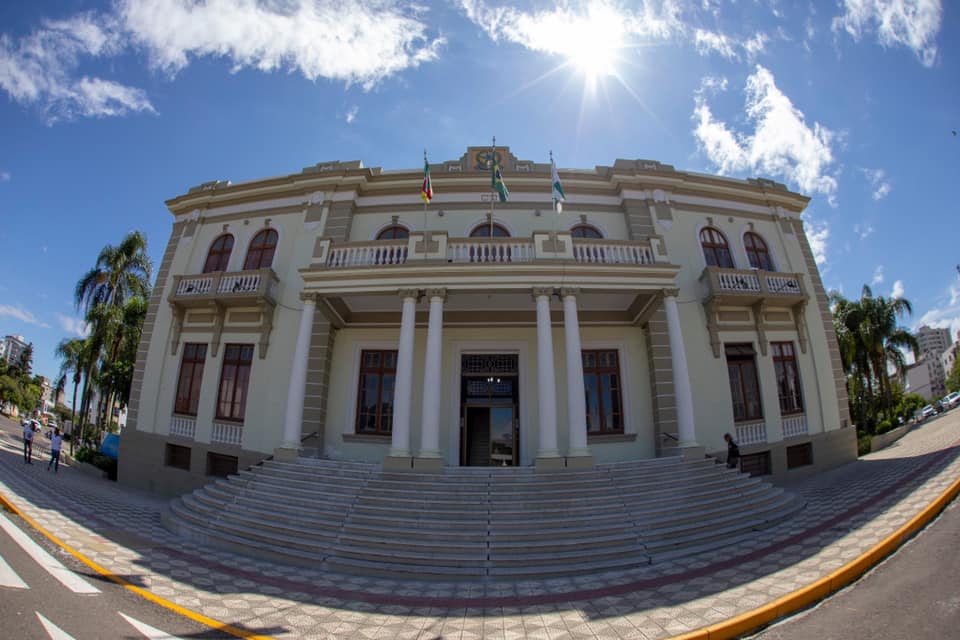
[551,157,565,212]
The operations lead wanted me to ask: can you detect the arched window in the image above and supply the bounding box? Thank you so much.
[376,225,409,240]
[470,223,511,237]
[570,224,602,239]
[744,232,774,271]
[243,229,278,270]
[700,227,734,268]
[203,234,234,273]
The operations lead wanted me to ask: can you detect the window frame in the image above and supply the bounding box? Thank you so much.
[570,224,603,239]
[355,349,398,436]
[469,223,511,238]
[376,225,410,240]
[215,344,254,423]
[582,349,624,435]
[744,232,775,271]
[242,229,278,271]
[700,226,735,268]
[725,343,764,422]
[203,234,234,273]
[772,341,804,415]
[173,343,207,416]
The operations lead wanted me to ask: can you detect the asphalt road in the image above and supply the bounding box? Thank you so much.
[750,495,960,639]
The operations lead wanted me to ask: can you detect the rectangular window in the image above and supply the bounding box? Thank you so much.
[582,350,624,434]
[725,344,763,422]
[741,451,772,477]
[216,344,254,422]
[174,343,207,416]
[355,350,397,435]
[772,342,804,415]
[164,443,191,471]
[206,452,239,477]
[786,443,813,469]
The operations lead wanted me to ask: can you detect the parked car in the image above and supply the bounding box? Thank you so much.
[944,391,960,408]
[921,404,937,419]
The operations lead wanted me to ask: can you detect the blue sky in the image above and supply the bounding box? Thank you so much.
[0,0,956,387]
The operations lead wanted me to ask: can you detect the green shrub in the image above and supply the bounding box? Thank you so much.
[858,434,873,456]
[74,447,96,464]
[875,419,895,435]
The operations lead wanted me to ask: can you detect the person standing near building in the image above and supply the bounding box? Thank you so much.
[23,420,35,464]
[47,428,62,473]
[724,432,741,470]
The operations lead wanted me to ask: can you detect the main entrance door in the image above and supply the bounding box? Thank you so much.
[460,354,519,467]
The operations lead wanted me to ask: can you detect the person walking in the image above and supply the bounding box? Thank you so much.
[23,420,35,464]
[723,432,741,470]
[48,428,63,473]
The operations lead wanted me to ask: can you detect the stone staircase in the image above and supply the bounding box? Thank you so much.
[163,456,804,580]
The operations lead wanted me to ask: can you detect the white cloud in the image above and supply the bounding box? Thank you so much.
[345,105,358,124]
[872,264,884,285]
[0,304,50,328]
[57,314,89,337]
[832,0,942,67]
[697,75,728,95]
[891,279,905,299]
[694,29,768,60]
[803,217,830,269]
[692,65,839,197]
[853,222,874,239]
[120,0,443,90]
[860,167,892,200]
[0,14,154,122]
[1,1,443,121]
[458,0,683,57]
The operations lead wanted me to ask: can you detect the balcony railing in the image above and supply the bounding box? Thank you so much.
[315,234,657,268]
[169,268,279,307]
[736,420,767,445]
[701,267,805,301]
[211,421,243,446]
[782,413,808,438]
[170,414,196,440]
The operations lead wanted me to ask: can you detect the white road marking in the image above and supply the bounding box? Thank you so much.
[0,511,100,594]
[0,552,29,588]
[36,612,77,640]
[119,612,185,639]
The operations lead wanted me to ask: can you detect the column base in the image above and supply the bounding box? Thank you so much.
[564,454,595,471]
[412,456,444,473]
[535,456,566,472]
[382,455,414,472]
[680,445,706,461]
[273,446,300,461]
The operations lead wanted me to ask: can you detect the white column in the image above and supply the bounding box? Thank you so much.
[534,288,560,458]
[390,290,419,458]
[561,288,591,457]
[664,290,697,446]
[281,294,316,449]
[418,288,446,458]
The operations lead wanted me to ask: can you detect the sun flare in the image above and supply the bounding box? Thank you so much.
[563,5,625,80]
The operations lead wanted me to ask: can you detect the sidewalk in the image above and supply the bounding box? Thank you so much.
[1,415,959,640]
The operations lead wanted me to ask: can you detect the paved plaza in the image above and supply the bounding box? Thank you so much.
[1,414,959,640]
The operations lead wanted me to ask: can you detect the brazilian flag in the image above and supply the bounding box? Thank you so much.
[491,155,509,202]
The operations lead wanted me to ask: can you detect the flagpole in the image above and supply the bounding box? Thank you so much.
[490,136,496,237]
[423,149,428,233]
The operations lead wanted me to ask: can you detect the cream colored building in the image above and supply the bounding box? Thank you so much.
[118,147,856,496]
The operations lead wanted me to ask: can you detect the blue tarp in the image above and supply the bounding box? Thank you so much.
[100,433,120,460]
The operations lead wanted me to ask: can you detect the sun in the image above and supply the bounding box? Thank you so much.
[564,6,625,81]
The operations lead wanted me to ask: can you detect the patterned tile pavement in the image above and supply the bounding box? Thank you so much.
[1,414,959,639]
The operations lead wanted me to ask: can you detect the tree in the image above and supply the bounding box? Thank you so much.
[56,337,87,453]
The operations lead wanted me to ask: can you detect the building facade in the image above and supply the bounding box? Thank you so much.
[118,147,856,496]
[915,325,950,398]
[1,334,28,368]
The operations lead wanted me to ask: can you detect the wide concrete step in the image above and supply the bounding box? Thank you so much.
[164,454,805,581]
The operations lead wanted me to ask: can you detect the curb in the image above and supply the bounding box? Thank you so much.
[0,490,275,640]
[669,474,960,639]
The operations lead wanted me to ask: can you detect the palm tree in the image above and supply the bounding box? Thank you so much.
[56,337,87,454]
[74,232,152,440]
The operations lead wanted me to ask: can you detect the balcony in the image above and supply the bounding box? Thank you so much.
[700,266,810,358]
[303,232,675,299]
[167,268,279,359]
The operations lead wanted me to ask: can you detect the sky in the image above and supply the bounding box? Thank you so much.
[0,0,956,387]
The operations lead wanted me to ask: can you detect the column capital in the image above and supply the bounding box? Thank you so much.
[424,287,447,302]
[398,288,420,301]
[299,292,318,304]
[532,286,555,300]
[662,287,680,299]
[559,287,581,299]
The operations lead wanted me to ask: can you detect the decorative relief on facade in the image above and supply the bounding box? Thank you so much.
[461,353,519,375]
